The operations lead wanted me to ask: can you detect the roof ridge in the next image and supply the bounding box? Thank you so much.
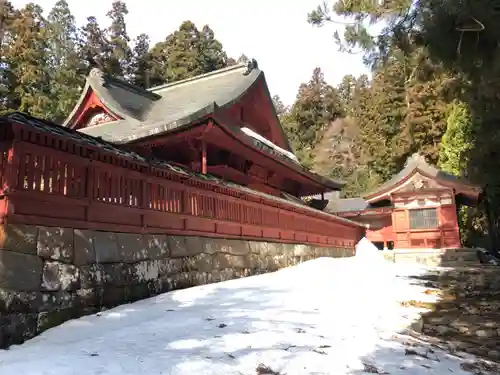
[148,62,251,93]
[88,68,161,101]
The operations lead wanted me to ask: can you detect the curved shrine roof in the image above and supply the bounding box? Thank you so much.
[65,61,288,148]
[363,153,482,203]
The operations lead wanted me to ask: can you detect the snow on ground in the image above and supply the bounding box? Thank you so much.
[0,239,495,375]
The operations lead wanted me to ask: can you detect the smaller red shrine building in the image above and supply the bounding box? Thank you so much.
[328,154,483,249]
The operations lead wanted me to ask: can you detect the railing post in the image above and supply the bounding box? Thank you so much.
[85,162,94,200]
[182,185,191,215]
[5,141,19,193]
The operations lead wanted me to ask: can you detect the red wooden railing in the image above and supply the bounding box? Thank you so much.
[0,116,365,248]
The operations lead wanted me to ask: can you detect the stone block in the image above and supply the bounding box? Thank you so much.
[143,234,170,259]
[201,238,218,254]
[170,272,194,290]
[79,264,104,289]
[261,242,284,256]
[266,254,286,270]
[190,271,209,286]
[37,227,74,263]
[133,260,160,283]
[41,261,80,292]
[101,263,137,286]
[40,291,76,312]
[247,253,268,270]
[168,236,188,258]
[116,233,148,262]
[75,288,102,309]
[37,309,77,333]
[74,229,96,265]
[0,250,42,292]
[213,253,248,269]
[0,313,38,348]
[218,239,250,255]
[0,224,37,255]
[288,256,301,266]
[93,231,119,263]
[128,283,153,302]
[0,288,41,313]
[101,285,131,308]
[183,254,213,272]
[157,275,174,293]
[184,236,204,256]
[211,269,236,283]
[157,258,183,277]
[247,241,266,255]
[315,247,329,257]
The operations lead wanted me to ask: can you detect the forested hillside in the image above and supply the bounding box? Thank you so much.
[1,0,498,247]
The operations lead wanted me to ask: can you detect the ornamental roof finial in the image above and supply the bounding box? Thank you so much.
[243,58,259,75]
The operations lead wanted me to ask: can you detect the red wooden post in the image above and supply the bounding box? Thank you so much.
[201,140,207,174]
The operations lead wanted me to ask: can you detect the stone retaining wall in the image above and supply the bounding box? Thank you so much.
[0,224,354,348]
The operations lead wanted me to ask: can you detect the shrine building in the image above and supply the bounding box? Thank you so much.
[0,59,365,251]
[63,60,343,199]
[326,153,483,250]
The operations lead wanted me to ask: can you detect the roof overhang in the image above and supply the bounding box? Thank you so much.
[126,114,343,195]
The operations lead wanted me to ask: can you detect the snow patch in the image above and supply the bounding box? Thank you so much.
[0,244,491,375]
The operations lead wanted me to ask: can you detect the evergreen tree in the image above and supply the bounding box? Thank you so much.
[106,1,132,78]
[79,16,112,74]
[130,33,150,88]
[198,25,228,73]
[439,101,475,177]
[3,3,51,118]
[47,0,84,122]
[439,101,477,245]
[149,21,229,86]
[0,0,16,113]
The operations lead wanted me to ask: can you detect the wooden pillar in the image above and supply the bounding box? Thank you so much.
[201,140,207,174]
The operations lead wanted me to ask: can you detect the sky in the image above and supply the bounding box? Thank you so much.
[12,0,370,105]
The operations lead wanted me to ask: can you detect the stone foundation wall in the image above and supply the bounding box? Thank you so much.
[0,224,354,348]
